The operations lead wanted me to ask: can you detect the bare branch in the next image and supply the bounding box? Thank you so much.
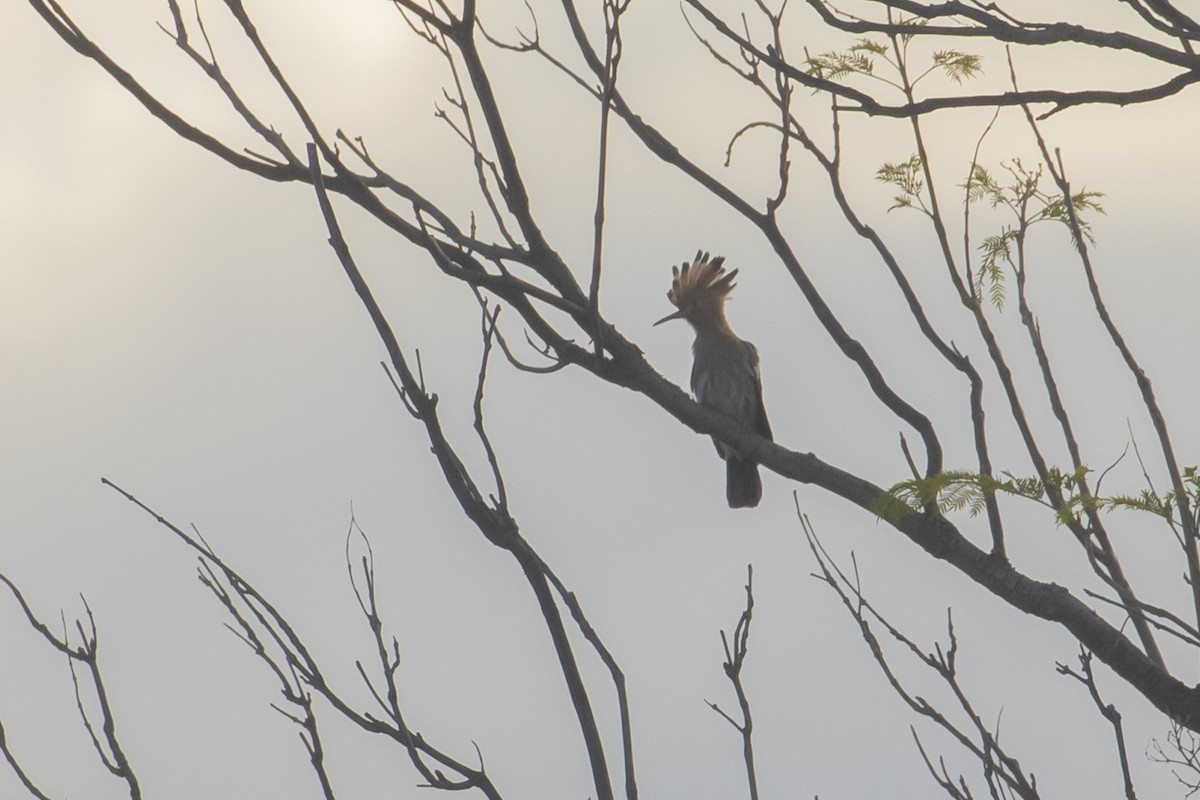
[801,506,1039,799]
[684,0,1200,118]
[1055,648,1138,799]
[307,142,615,800]
[705,565,760,800]
[1149,722,1200,796]
[0,718,54,800]
[1017,77,1200,632]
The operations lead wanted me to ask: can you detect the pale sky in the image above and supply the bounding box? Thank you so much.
[3,1,1199,798]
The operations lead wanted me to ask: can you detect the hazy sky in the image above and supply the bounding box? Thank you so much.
[3,1,1199,798]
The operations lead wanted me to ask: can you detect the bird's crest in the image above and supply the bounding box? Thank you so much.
[667,251,739,309]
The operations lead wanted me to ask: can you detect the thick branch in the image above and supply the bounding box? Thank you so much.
[601,350,1200,728]
[685,1,1200,118]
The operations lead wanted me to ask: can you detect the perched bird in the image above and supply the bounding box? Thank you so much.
[655,251,772,508]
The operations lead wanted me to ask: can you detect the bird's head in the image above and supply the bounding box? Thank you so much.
[654,251,738,331]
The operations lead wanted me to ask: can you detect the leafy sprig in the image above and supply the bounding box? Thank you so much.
[806,27,982,89]
[877,155,928,214]
[874,465,1094,525]
[964,159,1106,308]
[806,38,889,81]
[876,464,1200,534]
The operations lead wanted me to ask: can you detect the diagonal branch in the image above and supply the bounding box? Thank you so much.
[1056,647,1138,800]
[306,143,615,800]
[1018,100,1200,633]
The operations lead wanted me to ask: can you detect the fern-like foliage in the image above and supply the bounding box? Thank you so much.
[1042,189,1106,248]
[975,230,1015,309]
[876,465,1094,525]
[963,159,1106,309]
[930,50,983,83]
[1098,489,1173,519]
[964,163,1001,205]
[877,155,927,213]
[807,32,982,91]
[1102,466,1200,527]
[851,38,890,57]
[875,470,992,523]
[806,39,886,80]
[878,464,1200,533]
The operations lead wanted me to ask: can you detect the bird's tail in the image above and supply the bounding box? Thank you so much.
[726,458,762,508]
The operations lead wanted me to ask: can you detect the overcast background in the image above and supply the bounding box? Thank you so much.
[3,1,1199,797]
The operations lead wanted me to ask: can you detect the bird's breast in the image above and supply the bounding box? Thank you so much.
[690,335,760,421]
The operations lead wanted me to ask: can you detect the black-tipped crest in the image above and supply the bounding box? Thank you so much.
[666,251,739,310]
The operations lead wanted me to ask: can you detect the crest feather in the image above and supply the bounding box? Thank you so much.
[666,251,738,308]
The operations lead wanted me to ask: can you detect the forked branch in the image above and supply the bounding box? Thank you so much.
[706,564,760,800]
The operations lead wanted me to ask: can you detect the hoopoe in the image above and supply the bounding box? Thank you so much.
[655,251,772,508]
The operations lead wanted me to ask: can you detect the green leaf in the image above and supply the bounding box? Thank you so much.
[877,155,926,212]
[976,229,1015,309]
[806,49,876,80]
[931,50,983,83]
[877,463,1200,533]
[850,38,889,56]
[1040,188,1106,247]
[964,163,1000,205]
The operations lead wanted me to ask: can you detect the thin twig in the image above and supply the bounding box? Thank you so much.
[705,565,760,800]
[1055,648,1138,799]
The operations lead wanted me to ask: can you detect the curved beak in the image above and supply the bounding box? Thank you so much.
[654,309,685,326]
